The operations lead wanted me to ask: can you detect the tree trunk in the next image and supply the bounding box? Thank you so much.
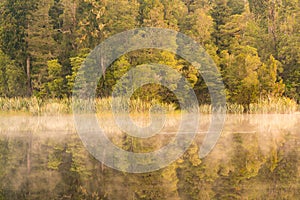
[26,56,32,96]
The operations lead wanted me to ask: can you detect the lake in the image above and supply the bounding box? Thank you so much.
[0,114,299,199]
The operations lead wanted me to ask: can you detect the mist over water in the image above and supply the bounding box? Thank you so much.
[0,114,299,199]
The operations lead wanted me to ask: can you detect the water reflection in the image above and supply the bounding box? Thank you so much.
[0,114,299,199]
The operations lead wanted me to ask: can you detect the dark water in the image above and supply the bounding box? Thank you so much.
[0,114,299,199]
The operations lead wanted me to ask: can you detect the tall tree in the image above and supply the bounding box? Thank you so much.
[0,0,37,95]
[76,0,106,49]
[221,45,262,111]
[0,50,27,97]
[26,0,59,96]
[227,0,245,15]
[138,0,166,27]
[258,55,285,99]
[277,0,300,102]
[210,0,232,54]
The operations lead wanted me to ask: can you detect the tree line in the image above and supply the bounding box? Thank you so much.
[0,0,299,109]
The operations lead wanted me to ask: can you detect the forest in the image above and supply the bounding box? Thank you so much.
[0,0,299,112]
[0,1,300,199]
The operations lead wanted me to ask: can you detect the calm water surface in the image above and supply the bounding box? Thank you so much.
[0,114,299,199]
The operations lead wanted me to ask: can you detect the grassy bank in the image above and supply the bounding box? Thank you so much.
[0,97,177,115]
[0,97,298,115]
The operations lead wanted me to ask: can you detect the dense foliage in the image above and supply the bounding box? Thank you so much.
[0,0,299,111]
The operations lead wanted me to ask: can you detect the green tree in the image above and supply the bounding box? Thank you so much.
[0,0,37,95]
[103,0,139,37]
[227,0,245,15]
[26,0,59,96]
[44,60,65,98]
[160,0,187,30]
[98,55,131,97]
[76,0,106,49]
[180,7,214,46]
[0,50,27,97]
[277,0,300,102]
[210,0,232,54]
[222,45,262,111]
[66,50,89,96]
[258,55,285,98]
[138,0,166,27]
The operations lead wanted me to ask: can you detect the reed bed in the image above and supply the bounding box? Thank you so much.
[249,97,298,114]
[0,97,298,115]
[0,97,177,115]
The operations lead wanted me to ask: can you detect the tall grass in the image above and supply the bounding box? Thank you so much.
[0,97,298,115]
[90,97,176,114]
[0,97,177,115]
[0,97,40,114]
[198,98,298,114]
[249,97,298,114]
